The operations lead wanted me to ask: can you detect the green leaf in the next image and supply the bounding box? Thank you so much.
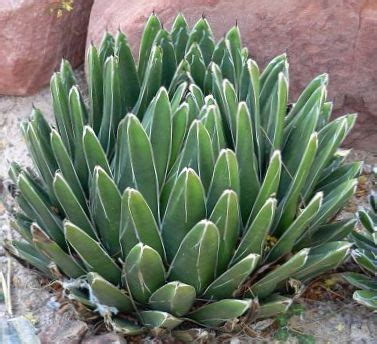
[171,13,189,63]
[18,173,65,248]
[267,192,323,262]
[161,168,206,262]
[110,318,144,335]
[202,254,259,300]
[64,221,121,285]
[112,115,159,220]
[353,290,377,310]
[88,272,133,313]
[168,120,214,191]
[98,32,115,65]
[207,149,240,214]
[248,248,309,298]
[154,29,177,86]
[256,295,292,319]
[168,220,219,294]
[92,167,122,256]
[82,126,112,176]
[115,31,140,111]
[292,241,351,282]
[134,45,163,116]
[232,198,276,264]
[149,281,196,317]
[275,132,318,235]
[68,86,89,189]
[7,240,52,276]
[123,243,165,304]
[50,72,73,155]
[142,87,172,187]
[50,129,87,210]
[53,172,96,239]
[343,272,377,292]
[169,103,189,169]
[185,43,206,88]
[32,224,84,278]
[87,44,103,133]
[235,102,260,223]
[352,249,377,275]
[138,14,162,81]
[140,311,182,330]
[120,188,164,260]
[209,190,240,274]
[188,299,251,327]
[98,56,122,155]
[248,151,281,225]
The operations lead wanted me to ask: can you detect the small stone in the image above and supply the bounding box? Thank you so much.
[38,320,88,344]
[82,333,127,344]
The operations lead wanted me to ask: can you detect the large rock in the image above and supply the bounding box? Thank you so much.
[0,0,93,96]
[87,0,377,152]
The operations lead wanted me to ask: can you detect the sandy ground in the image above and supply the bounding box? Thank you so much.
[0,69,376,343]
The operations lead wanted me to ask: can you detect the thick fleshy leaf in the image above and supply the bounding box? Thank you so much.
[53,172,96,239]
[142,87,172,186]
[82,126,112,176]
[188,299,251,327]
[353,290,377,310]
[133,45,163,116]
[343,272,377,292]
[115,31,140,111]
[294,218,356,250]
[275,132,318,235]
[248,151,281,225]
[209,190,240,274]
[168,220,219,294]
[154,29,177,86]
[352,249,377,274]
[161,168,206,262]
[292,241,351,282]
[68,86,89,189]
[149,282,196,317]
[202,254,259,300]
[168,120,214,191]
[138,14,162,80]
[171,13,189,63]
[50,129,87,209]
[88,272,133,313]
[87,44,103,133]
[98,56,122,155]
[207,149,240,214]
[235,102,260,223]
[64,221,121,285]
[92,167,121,256]
[120,188,164,260]
[18,173,65,248]
[256,295,292,319]
[140,311,182,330]
[6,240,52,276]
[248,248,309,298]
[111,318,144,335]
[267,192,323,262]
[169,103,189,169]
[50,72,73,155]
[232,198,276,264]
[112,115,159,220]
[32,225,84,278]
[123,244,165,304]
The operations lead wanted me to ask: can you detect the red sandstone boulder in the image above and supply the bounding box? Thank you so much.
[0,0,93,96]
[87,0,377,151]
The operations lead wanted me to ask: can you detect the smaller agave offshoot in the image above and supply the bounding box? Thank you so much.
[6,13,360,334]
[344,186,377,310]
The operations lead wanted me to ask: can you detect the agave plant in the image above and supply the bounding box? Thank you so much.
[343,187,377,310]
[6,13,360,334]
